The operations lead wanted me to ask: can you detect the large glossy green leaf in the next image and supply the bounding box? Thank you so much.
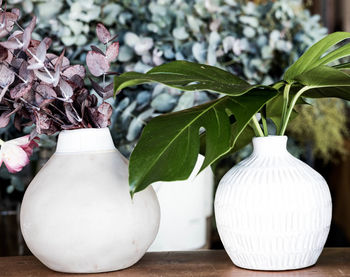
[229,123,255,153]
[295,66,350,100]
[209,123,256,173]
[284,32,350,82]
[128,89,277,195]
[114,61,265,96]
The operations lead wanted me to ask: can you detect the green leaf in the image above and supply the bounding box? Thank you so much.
[284,32,350,82]
[129,89,277,195]
[316,43,350,66]
[229,124,255,153]
[295,66,350,100]
[114,61,265,96]
[210,123,256,173]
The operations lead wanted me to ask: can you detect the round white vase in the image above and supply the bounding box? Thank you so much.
[214,136,332,271]
[20,128,160,273]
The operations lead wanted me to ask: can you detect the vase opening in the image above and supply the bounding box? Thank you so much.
[56,128,115,153]
[252,135,288,156]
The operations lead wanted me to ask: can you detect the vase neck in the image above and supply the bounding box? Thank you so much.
[56,128,116,153]
[252,136,288,156]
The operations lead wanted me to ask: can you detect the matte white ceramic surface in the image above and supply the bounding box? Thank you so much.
[20,128,160,273]
[215,136,332,270]
[149,155,214,251]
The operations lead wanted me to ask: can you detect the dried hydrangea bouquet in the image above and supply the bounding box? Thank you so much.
[0,3,160,273]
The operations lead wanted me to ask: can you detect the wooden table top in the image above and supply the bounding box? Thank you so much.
[0,248,349,276]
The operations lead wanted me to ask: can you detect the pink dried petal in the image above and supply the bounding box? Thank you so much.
[19,61,34,83]
[62,65,85,79]
[35,84,56,107]
[47,53,70,70]
[75,88,89,106]
[11,57,24,69]
[22,16,36,51]
[89,77,104,97]
[42,37,52,49]
[64,103,81,124]
[5,49,13,64]
[0,64,15,88]
[10,135,30,147]
[34,70,54,84]
[28,39,40,49]
[98,102,112,117]
[10,82,32,99]
[86,51,110,77]
[96,23,111,44]
[0,84,10,102]
[59,79,73,100]
[87,94,98,107]
[51,50,66,87]
[103,83,114,99]
[11,135,39,157]
[52,68,60,87]
[36,40,47,62]
[1,143,29,173]
[10,135,39,156]
[8,30,23,40]
[14,113,22,131]
[27,63,44,70]
[0,38,22,49]
[0,110,11,128]
[0,12,18,38]
[106,42,119,63]
[34,110,51,134]
[68,75,84,90]
[0,45,7,61]
[88,102,112,128]
[11,8,20,19]
[54,50,66,72]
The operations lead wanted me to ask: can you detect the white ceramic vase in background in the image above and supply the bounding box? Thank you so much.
[149,155,214,251]
[215,136,332,271]
[20,128,160,273]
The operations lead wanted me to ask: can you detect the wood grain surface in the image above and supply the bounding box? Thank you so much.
[0,248,349,276]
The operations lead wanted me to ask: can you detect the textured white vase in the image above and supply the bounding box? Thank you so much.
[215,136,332,271]
[20,128,160,273]
[149,155,214,251]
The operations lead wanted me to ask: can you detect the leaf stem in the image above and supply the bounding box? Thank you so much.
[26,48,55,81]
[261,106,268,136]
[103,73,106,89]
[251,115,264,137]
[280,83,291,134]
[279,86,312,135]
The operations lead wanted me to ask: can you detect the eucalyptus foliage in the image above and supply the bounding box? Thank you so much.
[115,32,350,195]
[8,0,327,156]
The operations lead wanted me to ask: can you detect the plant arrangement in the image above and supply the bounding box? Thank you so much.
[7,0,334,159]
[0,3,118,174]
[115,32,350,195]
